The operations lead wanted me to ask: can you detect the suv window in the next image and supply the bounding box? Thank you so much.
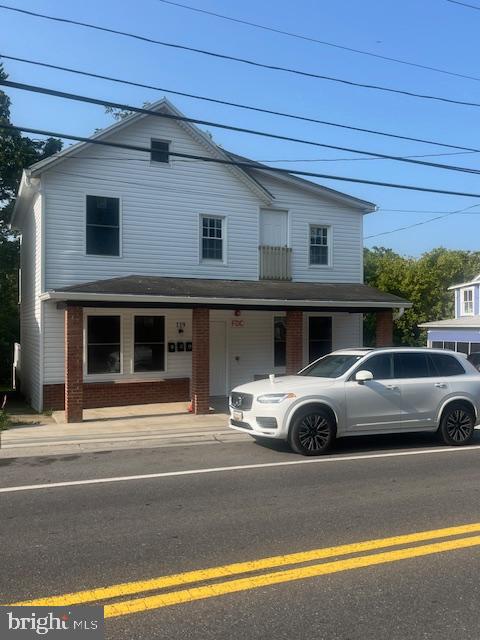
[357,354,393,380]
[430,353,465,376]
[393,353,431,378]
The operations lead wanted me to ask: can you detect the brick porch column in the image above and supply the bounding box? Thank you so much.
[64,305,84,423]
[191,308,210,414]
[376,310,394,347]
[286,309,303,375]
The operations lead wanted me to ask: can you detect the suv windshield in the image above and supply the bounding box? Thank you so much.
[300,354,362,378]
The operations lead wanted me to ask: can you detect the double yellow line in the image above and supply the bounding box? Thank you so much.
[9,523,480,618]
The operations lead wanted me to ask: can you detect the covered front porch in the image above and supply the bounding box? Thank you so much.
[40,275,411,422]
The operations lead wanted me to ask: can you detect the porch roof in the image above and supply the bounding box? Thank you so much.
[40,275,411,312]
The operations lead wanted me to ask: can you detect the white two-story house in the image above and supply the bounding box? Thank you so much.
[12,98,410,422]
[420,274,480,354]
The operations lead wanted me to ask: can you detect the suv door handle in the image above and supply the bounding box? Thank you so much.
[434,382,447,388]
[386,384,399,391]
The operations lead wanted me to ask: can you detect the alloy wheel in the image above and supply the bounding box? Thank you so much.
[446,409,473,443]
[298,414,330,452]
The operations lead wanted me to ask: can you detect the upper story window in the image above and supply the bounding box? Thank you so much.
[201,216,224,261]
[86,195,120,256]
[309,225,330,266]
[462,288,474,315]
[151,139,170,163]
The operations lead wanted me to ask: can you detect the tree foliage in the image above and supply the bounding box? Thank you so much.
[0,62,62,386]
[364,246,480,346]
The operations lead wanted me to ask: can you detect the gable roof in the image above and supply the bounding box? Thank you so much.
[13,96,376,225]
[448,274,480,290]
[25,97,273,203]
[225,151,376,212]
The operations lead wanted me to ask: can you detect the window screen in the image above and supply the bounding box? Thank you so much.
[86,196,120,256]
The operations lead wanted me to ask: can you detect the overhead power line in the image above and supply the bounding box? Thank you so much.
[3,79,480,177]
[3,122,480,198]
[364,203,480,239]
[447,0,480,10]
[156,0,480,83]
[2,5,480,109]
[4,54,480,155]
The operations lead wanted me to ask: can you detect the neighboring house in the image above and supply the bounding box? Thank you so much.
[420,274,480,355]
[12,98,410,422]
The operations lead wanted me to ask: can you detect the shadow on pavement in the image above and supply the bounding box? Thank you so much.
[253,430,480,456]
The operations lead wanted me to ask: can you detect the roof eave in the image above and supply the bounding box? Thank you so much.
[40,290,412,309]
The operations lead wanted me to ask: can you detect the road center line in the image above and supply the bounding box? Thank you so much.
[104,534,480,617]
[1,444,480,494]
[9,522,480,608]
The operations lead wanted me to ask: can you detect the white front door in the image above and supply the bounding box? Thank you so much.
[260,209,288,246]
[210,321,227,396]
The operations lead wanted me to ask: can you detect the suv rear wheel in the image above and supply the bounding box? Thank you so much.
[289,407,335,456]
[438,402,475,446]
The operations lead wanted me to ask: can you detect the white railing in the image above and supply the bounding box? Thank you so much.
[259,245,292,281]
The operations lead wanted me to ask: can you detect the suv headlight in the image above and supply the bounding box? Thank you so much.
[256,393,296,404]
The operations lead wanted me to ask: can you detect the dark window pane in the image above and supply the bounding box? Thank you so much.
[361,354,393,380]
[86,226,119,256]
[394,353,431,378]
[274,317,286,367]
[87,345,120,374]
[457,342,469,354]
[86,195,119,226]
[308,317,332,362]
[151,140,169,163]
[134,344,165,372]
[444,342,455,351]
[430,354,465,376]
[310,245,328,265]
[202,237,222,260]
[88,316,120,344]
[431,341,443,348]
[470,343,480,354]
[135,316,165,343]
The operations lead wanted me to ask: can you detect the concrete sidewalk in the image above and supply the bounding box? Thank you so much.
[1,401,248,458]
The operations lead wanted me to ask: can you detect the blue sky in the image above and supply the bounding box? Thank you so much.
[2,0,480,256]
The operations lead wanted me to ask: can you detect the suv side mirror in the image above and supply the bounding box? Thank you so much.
[355,370,374,383]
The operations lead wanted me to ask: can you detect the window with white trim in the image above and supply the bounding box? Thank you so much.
[201,216,223,261]
[134,316,165,372]
[87,316,121,374]
[462,288,474,315]
[86,195,120,256]
[309,225,330,266]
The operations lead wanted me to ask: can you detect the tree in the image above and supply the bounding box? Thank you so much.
[364,246,480,346]
[0,61,62,386]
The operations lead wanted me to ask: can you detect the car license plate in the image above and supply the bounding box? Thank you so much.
[233,410,243,421]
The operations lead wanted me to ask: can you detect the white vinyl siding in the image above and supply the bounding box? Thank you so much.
[19,193,43,410]
[43,116,262,289]
[252,172,364,283]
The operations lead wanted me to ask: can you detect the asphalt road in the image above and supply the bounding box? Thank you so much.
[1,431,480,639]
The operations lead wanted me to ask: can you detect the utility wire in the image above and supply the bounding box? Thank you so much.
[4,54,480,155]
[364,203,480,239]
[3,79,480,177]
[156,0,480,83]
[3,122,480,198]
[52,150,479,164]
[2,5,480,109]
[447,0,480,10]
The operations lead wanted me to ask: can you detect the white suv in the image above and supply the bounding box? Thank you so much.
[229,348,480,455]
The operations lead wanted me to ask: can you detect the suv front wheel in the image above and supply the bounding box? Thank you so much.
[438,402,475,446]
[289,407,336,456]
